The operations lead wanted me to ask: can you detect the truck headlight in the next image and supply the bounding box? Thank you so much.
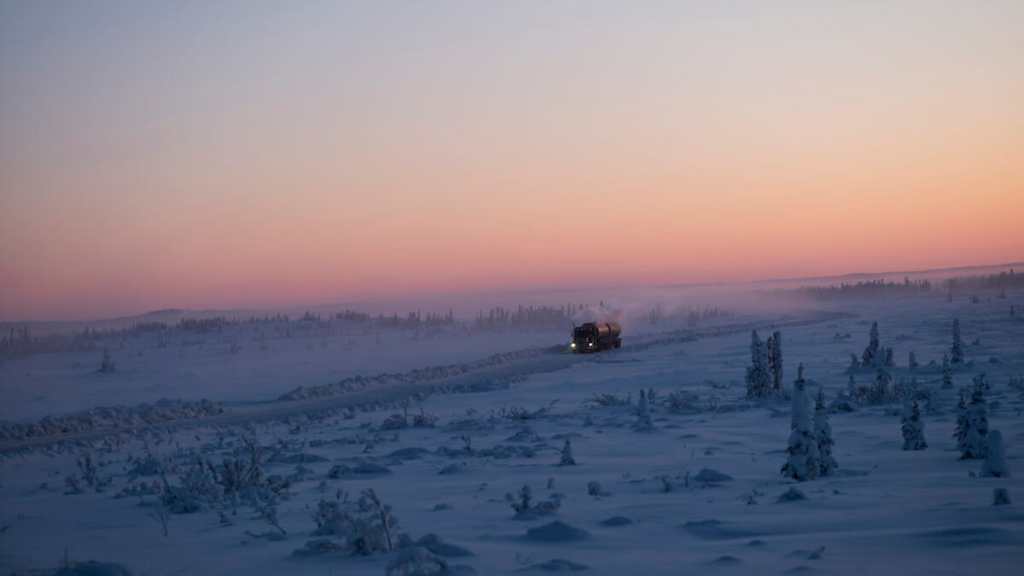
[570,342,576,348]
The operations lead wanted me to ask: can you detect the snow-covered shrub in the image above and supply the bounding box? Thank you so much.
[159,458,219,514]
[65,453,110,494]
[814,388,838,475]
[586,392,631,407]
[506,484,561,520]
[558,439,576,466]
[500,402,555,421]
[664,389,700,413]
[980,430,1009,478]
[587,481,608,499]
[901,400,927,451]
[993,488,1011,506]
[308,489,400,555]
[781,365,820,481]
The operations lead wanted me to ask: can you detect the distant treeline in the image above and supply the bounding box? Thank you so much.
[0,303,587,360]
[796,268,1021,300]
[472,304,581,331]
[647,305,732,326]
[798,278,934,300]
[945,269,1022,293]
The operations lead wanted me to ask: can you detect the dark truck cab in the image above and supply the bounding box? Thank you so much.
[571,322,622,353]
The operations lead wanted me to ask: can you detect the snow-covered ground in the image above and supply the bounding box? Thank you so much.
[1,289,1022,575]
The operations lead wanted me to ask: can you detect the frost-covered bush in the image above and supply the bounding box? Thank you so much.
[506,484,562,520]
[586,392,631,407]
[901,400,927,451]
[781,365,819,481]
[309,489,400,555]
[587,481,608,499]
[65,453,110,494]
[993,488,1011,506]
[664,389,700,413]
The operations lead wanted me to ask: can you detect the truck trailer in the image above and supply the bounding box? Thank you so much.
[570,322,622,353]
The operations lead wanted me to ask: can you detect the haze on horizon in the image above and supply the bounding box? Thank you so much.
[2,0,1022,322]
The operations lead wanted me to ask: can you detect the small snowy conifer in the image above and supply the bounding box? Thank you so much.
[951,318,964,364]
[782,365,820,481]
[901,400,927,451]
[814,388,837,475]
[559,439,576,466]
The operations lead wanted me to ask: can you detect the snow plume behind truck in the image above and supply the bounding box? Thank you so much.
[570,321,622,353]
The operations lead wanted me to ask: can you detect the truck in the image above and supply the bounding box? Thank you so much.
[570,321,622,353]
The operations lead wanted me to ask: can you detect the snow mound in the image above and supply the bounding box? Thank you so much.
[693,468,733,484]
[598,516,632,527]
[417,533,474,558]
[519,558,589,572]
[708,555,742,566]
[327,461,391,478]
[525,521,591,543]
[52,561,133,576]
[682,519,758,541]
[777,487,807,503]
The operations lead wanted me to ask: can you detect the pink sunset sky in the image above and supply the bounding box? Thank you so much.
[1,1,1022,321]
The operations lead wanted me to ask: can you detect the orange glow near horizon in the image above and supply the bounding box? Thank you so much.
[1,1,1022,321]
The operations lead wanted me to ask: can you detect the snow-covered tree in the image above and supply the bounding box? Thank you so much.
[901,400,927,451]
[941,354,953,389]
[746,331,772,398]
[972,372,990,394]
[559,439,576,466]
[98,348,116,374]
[847,373,857,397]
[814,388,837,475]
[767,331,783,392]
[960,385,989,460]
[908,351,918,371]
[633,389,653,432]
[782,365,820,481]
[884,347,895,368]
[951,318,964,364]
[980,430,1009,478]
[953,389,969,453]
[869,368,892,404]
[862,322,881,367]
